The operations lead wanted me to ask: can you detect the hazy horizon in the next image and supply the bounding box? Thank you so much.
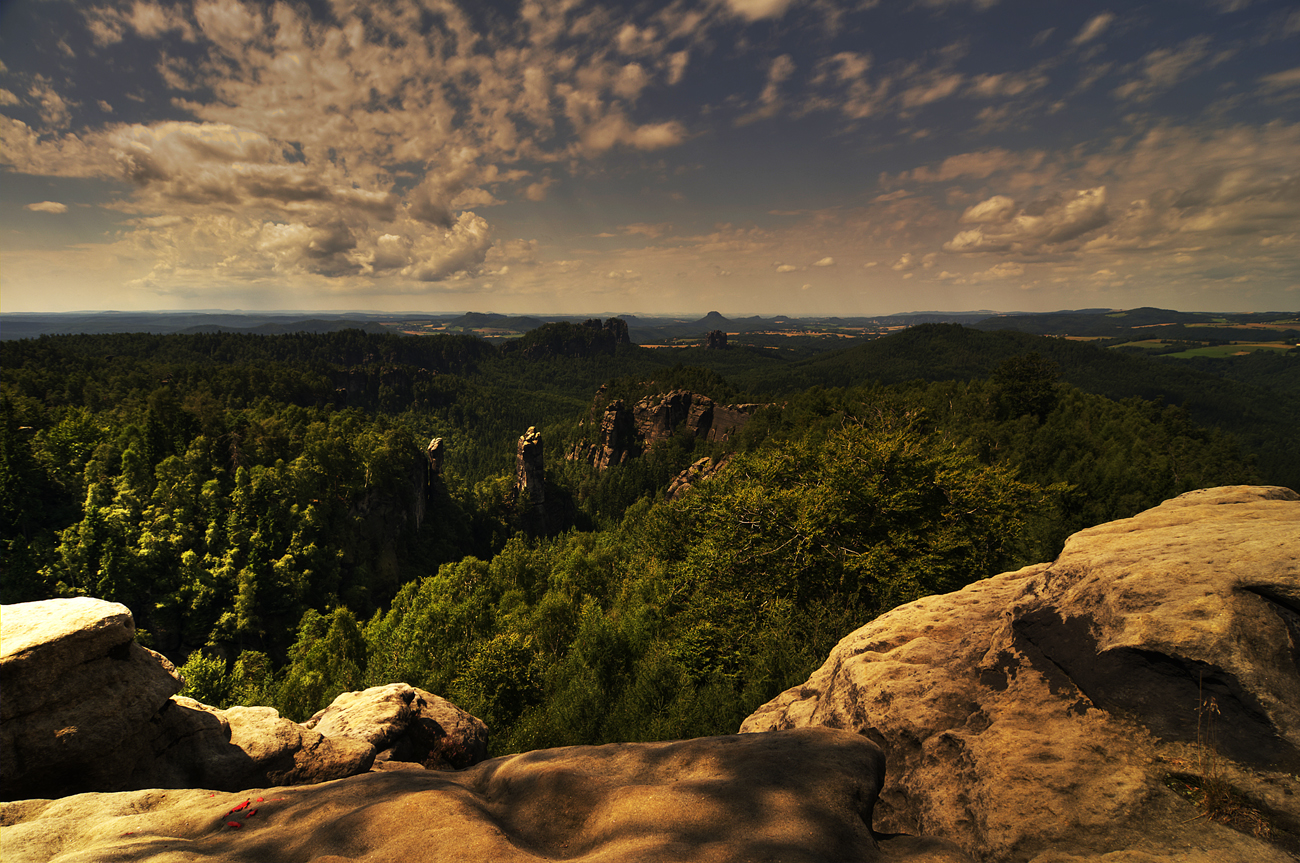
[2,0,1298,315]
[9,305,1299,321]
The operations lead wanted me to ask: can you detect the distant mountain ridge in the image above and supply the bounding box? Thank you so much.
[731,323,1299,489]
[973,306,1299,340]
[5,307,1296,344]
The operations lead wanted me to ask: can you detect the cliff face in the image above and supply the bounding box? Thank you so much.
[570,389,762,471]
[743,485,1300,862]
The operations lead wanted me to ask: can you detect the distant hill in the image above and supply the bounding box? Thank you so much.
[973,306,1300,341]
[731,323,1300,489]
[499,318,632,360]
[179,319,390,335]
[1,312,404,339]
[447,313,545,331]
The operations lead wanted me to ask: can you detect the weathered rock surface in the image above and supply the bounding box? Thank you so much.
[0,727,972,863]
[304,682,489,770]
[425,435,445,476]
[590,398,639,469]
[1,597,183,800]
[632,390,759,447]
[743,485,1300,862]
[1,600,489,800]
[665,454,734,500]
[200,704,374,788]
[130,696,374,792]
[570,389,762,471]
[514,425,545,512]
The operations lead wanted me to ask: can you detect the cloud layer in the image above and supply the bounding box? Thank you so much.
[1,0,1297,313]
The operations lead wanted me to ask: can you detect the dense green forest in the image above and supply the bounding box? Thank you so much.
[0,325,1282,752]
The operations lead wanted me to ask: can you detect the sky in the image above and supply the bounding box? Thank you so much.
[1,0,1298,317]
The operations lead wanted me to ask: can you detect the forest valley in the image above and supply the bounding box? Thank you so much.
[2,321,1294,755]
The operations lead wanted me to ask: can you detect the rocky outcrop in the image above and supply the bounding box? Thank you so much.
[705,329,728,349]
[743,485,1300,862]
[0,727,972,863]
[599,316,630,346]
[426,436,445,476]
[665,455,733,500]
[1,599,489,801]
[513,426,545,514]
[584,399,639,470]
[571,389,762,471]
[1,597,184,800]
[634,389,698,444]
[632,390,759,447]
[304,682,488,771]
[140,698,375,792]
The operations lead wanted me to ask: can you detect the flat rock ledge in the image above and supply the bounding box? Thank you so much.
[743,485,1300,863]
[0,728,971,863]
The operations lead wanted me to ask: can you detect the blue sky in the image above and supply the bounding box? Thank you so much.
[2,0,1298,315]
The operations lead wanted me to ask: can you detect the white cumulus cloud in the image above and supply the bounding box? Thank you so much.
[945,188,1110,253]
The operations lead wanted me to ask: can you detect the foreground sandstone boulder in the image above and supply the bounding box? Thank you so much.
[743,485,1300,862]
[1,597,183,800]
[0,727,971,863]
[140,698,375,792]
[1,598,488,800]
[304,682,489,770]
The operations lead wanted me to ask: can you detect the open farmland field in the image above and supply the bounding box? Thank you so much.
[1165,342,1299,358]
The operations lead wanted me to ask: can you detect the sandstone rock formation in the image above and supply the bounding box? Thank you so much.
[632,390,759,447]
[598,316,630,346]
[589,399,639,470]
[513,425,545,513]
[634,389,702,444]
[570,389,762,471]
[705,328,728,349]
[1,597,184,800]
[426,436,445,476]
[140,698,375,792]
[304,682,488,771]
[665,454,733,500]
[1,599,489,801]
[743,485,1300,862]
[1,727,972,863]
